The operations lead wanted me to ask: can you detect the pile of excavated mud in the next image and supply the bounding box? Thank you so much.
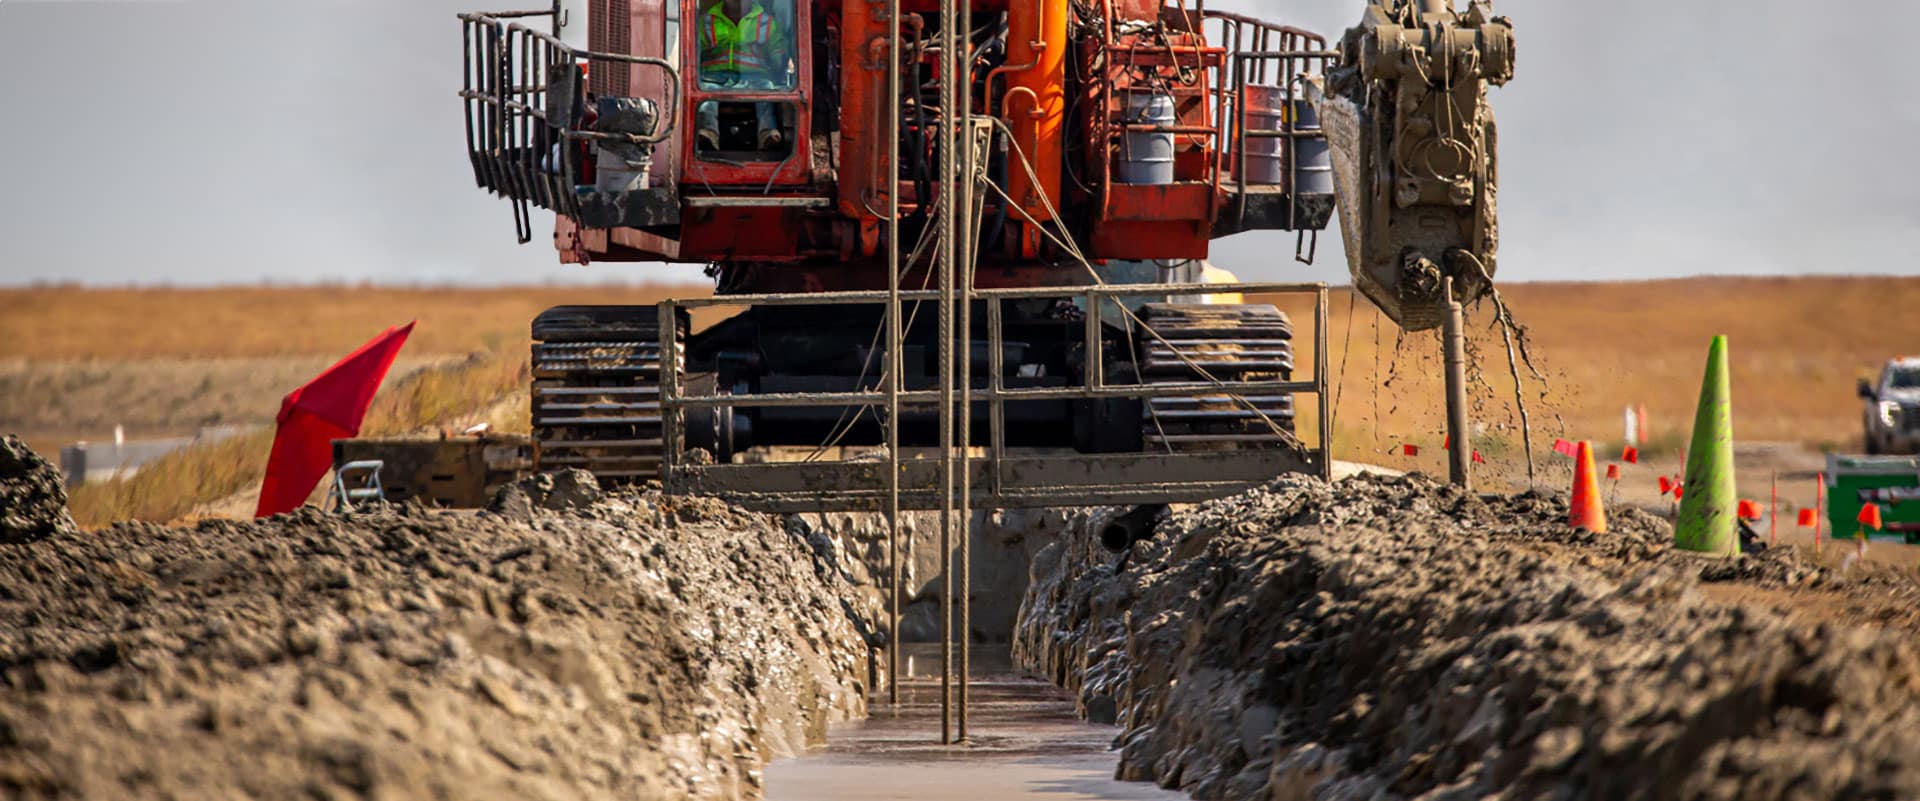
[0,459,872,800]
[1016,472,1920,801]
[0,435,76,544]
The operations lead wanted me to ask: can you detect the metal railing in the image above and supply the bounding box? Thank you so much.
[1085,6,1335,235]
[460,11,680,241]
[651,280,1331,511]
[1094,0,1227,216]
[1205,12,1334,245]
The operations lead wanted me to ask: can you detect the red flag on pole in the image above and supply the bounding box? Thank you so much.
[1472,450,1486,464]
[1403,444,1420,457]
[1606,464,1620,480]
[1797,508,1816,527]
[1657,475,1673,495]
[255,322,415,517]
[1552,439,1577,457]
[1737,499,1761,521]
[1859,503,1884,531]
[1621,446,1639,464]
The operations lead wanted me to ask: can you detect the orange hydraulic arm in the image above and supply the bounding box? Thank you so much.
[992,0,1065,240]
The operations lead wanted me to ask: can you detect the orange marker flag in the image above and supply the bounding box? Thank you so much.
[1673,484,1685,501]
[1797,508,1816,527]
[1472,451,1487,464]
[1622,446,1640,464]
[1737,499,1761,521]
[1606,464,1621,480]
[1859,503,1884,531]
[1403,443,1420,457]
[1658,476,1674,496]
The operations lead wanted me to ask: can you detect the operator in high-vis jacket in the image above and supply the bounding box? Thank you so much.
[695,0,791,151]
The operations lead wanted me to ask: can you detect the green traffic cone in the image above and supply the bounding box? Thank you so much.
[1675,335,1737,555]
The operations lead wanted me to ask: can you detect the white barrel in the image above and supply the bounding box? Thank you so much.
[1242,84,1332,194]
[1118,92,1176,185]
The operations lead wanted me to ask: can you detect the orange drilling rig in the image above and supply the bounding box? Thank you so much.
[458,0,1512,510]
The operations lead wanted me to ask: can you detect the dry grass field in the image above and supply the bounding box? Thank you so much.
[0,284,703,361]
[0,356,450,452]
[62,352,534,526]
[1261,276,1920,478]
[0,284,704,525]
[0,285,704,453]
[4,276,1914,522]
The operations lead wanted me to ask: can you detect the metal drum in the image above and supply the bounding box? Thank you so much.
[1242,84,1332,194]
[1118,92,1176,185]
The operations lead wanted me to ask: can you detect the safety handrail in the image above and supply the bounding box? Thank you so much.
[1092,0,1231,218]
[460,11,682,240]
[1200,11,1331,243]
[1203,13,1328,192]
[460,13,682,144]
[1090,5,1334,224]
[652,280,1333,488]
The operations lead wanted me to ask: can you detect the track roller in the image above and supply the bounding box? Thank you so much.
[1136,303,1298,450]
[529,305,686,482]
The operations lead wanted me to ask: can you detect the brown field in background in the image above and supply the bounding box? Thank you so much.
[6,277,1912,450]
[0,284,707,454]
[0,356,451,449]
[4,276,1917,520]
[0,284,706,361]
[1260,275,1920,482]
[0,284,705,523]
[63,352,533,526]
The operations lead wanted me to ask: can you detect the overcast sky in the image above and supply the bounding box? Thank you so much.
[0,0,1913,286]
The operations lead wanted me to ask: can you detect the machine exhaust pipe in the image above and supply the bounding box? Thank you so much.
[1100,504,1169,552]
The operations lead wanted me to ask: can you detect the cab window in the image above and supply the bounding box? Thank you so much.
[693,0,796,91]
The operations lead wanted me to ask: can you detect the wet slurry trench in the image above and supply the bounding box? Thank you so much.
[765,646,1180,801]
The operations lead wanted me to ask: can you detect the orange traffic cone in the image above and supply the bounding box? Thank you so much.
[1570,440,1608,533]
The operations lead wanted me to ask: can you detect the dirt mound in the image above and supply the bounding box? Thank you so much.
[1016,471,1920,800]
[0,435,76,544]
[0,485,870,799]
[487,468,608,520]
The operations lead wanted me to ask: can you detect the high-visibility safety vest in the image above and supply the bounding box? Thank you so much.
[699,3,780,78]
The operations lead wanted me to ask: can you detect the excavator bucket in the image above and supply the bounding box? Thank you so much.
[1310,1,1514,331]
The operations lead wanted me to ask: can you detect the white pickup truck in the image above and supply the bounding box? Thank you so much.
[1860,357,1920,455]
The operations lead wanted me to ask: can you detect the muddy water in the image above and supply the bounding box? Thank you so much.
[766,647,1181,801]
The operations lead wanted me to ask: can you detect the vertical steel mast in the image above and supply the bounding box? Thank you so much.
[935,0,959,744]
[883,0,904,707]
[953,0,975,745]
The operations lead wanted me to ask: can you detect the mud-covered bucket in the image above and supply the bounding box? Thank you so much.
[1243,84,1332,193]
[1118,92,1176,185]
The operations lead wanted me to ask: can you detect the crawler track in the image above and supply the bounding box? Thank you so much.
[530,305,683,482]
[1137,303,1297,450]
